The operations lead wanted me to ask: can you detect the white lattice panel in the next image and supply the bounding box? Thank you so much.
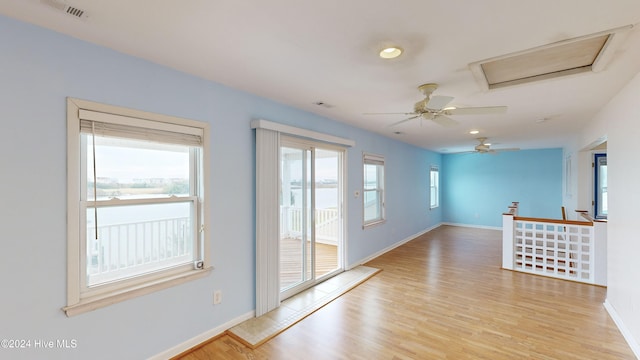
[513,220,594,283]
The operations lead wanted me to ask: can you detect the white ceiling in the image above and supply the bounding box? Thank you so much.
[3,0,640,153]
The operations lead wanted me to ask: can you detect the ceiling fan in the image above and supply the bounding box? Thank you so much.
[458,137,520,154]
[365,83,507,127]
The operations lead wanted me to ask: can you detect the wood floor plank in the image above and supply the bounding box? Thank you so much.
[279,238,338,289]
[177,225,635,359]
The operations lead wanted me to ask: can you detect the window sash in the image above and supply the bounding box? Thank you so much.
[82,133,200,201]
[430,166,439,209]
[363,153,385,226]
[80,196,201,296]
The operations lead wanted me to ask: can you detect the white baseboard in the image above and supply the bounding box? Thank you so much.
[441,222,502,231]
[604,299,640,359]
[149,310,255,360]
[349,223,442,269]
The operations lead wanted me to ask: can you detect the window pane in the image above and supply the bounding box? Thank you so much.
[86,201,194,287]
[430,187,437,208]
[430,168,439,208]
[364,190,380,221]
[87,135,191,200]
[363,155,384,225]
[364,163,379,190]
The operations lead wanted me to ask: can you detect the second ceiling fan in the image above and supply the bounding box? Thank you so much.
[366,83,507,127]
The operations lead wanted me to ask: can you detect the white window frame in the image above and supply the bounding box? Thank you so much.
[363,152,385,227]
[65,98,211,316]
[430,165,439,209]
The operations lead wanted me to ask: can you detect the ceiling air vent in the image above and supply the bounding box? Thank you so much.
[41,0,88,19]
[65,5,85,18]
[313,101,334,109]
[469,25,633,90]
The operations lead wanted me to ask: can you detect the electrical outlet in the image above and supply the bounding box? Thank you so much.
[213,290,222,305]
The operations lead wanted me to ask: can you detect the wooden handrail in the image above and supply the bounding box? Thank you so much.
[574,210,608,223]
[576,211,594,222]
[514,216,592,226]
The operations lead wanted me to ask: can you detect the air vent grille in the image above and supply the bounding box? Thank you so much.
[41,0,88,19]
[65,6,85,18]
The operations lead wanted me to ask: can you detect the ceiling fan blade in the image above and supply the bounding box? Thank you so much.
[493,147,520,152]
[430,114,458,127]
[425,95,454,110]
[446,150,477,155]
[363,112,418,115]
[445,106,507,116]
[388,115,420,127]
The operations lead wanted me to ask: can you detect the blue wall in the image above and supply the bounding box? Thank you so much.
[0,15,441,359]
[442,149,563,227]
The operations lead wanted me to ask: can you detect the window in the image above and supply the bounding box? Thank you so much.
[65,98,210,316]
[363,153,385,226]
[430,165,439,209]
[594,153,607,219]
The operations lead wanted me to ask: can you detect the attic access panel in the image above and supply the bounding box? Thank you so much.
[481,35,609,88]
[469,26,633,90]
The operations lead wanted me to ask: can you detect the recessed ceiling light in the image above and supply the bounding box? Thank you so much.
[469,130,480,135]
[379,47,403,59]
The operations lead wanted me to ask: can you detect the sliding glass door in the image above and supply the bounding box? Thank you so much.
[280,138,343,299]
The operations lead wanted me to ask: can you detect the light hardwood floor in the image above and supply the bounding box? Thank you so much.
[280,238,338,289]
[177,225,635,359]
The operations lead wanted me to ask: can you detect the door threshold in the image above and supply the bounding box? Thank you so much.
[228,265,381,348]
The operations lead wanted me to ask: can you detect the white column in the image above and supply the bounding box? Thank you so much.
[502,213,514,270]
[593,220,607,286]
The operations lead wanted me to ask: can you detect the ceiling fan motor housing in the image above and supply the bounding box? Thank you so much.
[475,144,490,152]
[418,83,439,97]
[414,99,428,112]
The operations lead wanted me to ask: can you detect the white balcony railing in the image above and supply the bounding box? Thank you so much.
[87,216,193,286]
[502,202,607,286]
[280,206,339,245]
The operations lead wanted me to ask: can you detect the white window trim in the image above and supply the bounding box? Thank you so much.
[363,152,385,228]
[430,165,439,209]
[64,98,211,317]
